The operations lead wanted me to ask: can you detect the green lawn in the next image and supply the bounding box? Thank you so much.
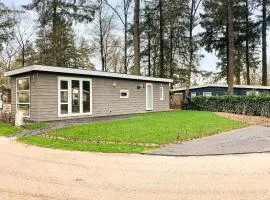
[23,122,48,130]
[0,123,20,136]
[18,111,247,153]
[18,136,154,153]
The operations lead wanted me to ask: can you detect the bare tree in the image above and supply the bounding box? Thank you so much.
[105,0,132,74]
[0,39,18,71]
[13,12,35,67]
[90,0,116,72]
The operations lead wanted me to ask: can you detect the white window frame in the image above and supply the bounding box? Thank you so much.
[191,92,197,98]
[246,90,259,96]
[58,77,92,117]
[146,83,153,111]
[160,85,164,100]
[203,92,212,97]
[16,76,30,118]
[120,90,129,99]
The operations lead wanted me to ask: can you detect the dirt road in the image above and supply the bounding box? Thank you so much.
[0,137,270,200]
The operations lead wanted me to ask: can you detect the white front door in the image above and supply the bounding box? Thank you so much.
[146,83,153,111]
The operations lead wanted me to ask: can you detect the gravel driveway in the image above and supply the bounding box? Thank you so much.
[1,137,270,200]
[150,126,270,156]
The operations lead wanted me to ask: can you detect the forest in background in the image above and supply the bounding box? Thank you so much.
[0,0,270,93]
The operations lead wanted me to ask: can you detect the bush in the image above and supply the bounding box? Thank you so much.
[188,95,270,117]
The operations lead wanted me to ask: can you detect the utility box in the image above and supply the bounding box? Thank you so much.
[0,92,3,110]
[15,111,24,126]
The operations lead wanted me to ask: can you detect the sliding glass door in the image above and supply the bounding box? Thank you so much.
[58,77,92,117]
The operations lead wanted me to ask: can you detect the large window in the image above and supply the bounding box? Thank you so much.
[58,77,92,117]
[16,77,30,117]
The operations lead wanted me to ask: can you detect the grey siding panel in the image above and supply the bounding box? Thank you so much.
[11,72,170,122]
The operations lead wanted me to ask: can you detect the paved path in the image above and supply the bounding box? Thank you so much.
[0,137,270,200]
[150,126,270,156]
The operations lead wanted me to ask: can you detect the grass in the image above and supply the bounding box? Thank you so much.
[0,123,21,136]
[0,122,48,137]
[23,122,48,130]
[18,136,154,153]
[18,111,247,153]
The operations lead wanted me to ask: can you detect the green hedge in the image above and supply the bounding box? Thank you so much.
[188,95,270,117]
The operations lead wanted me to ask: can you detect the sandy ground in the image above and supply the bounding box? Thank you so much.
[0,137,270,200]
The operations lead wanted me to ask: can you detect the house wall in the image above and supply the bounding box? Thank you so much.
[11,72,170,121]
[174,86,270,98]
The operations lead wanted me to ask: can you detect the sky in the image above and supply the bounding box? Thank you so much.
[2,0,269,73]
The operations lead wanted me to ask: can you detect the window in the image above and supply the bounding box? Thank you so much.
[60,80,69,115]
[16,77,30,117]
[160,85,164,100]
[191,92,196,98]
[203,92,212,97]
[120,90,129,99]
[146,83,153,110]
[58,77,92,117]
[246,91,259,96]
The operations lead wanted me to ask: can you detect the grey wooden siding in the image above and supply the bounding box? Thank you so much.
[11,72,169,121]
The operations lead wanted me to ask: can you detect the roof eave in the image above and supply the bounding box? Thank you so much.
[4,65,173,83]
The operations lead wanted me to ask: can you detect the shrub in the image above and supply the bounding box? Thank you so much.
[188,95,270,117]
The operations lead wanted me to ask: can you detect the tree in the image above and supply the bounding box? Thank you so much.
[141,0,188,81]
[13,12,35,67]
[133,0,141,75]
[159,0,165,78]
[227,0,235,94]
[105,0,132,74]
[201,0,260,89]
[0,39,18,71]
[74,38,95,70]
[23,0,96,66]
[13,41,37,67]
[260,0,269,85]
[185,0,202,98]
[93,0,115,71]
[35,17,77,67]
[0,2,15,52]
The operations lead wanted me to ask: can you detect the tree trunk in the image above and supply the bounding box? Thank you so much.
[52,0,57,66]
[245,0,250,85]
[147,32,151,76]
[99,0,105,71]
[159,0,165,78]
[169,27,174,80]
[22,44,25,67]
[227,0,235,94]
[262,0,267,85]
[123,5,128,74]
[186,0,195,99]
[133,0,140,75]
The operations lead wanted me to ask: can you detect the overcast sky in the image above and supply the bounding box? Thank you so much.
[2,0,269,73]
